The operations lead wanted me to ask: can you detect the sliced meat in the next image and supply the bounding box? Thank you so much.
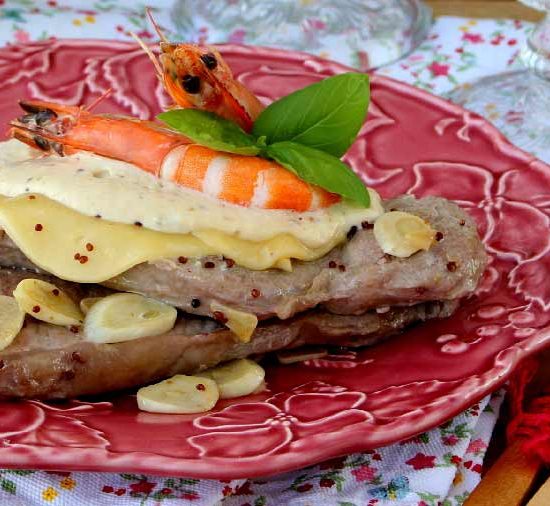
[108,197,485,319]
[0,267,457,399]
[0,196,486,320]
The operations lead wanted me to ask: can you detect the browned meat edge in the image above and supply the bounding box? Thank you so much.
[0,268,458,399]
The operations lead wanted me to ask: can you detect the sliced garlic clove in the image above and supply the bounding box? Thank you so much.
[0,295,25,351]
[197,358,265,399]
[137,375,219,414]
[13,278,83,326]
[374,211,436,258]
[84,293,177,344]
[210,302,258,342]
[79,297,102,315]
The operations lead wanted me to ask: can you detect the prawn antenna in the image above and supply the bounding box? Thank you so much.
[146,7,169,44]
[85,88,113,112]
[130,30,164,82]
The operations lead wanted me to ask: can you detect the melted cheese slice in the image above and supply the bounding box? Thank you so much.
[0,194,343,283]
[0,140,384,249]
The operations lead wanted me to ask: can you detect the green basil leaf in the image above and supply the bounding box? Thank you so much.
[253,73,370,158]
[157,109,260,156]
[266,141,370,207]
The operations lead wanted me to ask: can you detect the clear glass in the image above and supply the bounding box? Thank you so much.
[170,0,432,70]
[448,0,550,162]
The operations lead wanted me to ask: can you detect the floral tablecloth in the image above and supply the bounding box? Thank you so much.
[0,2,531,505]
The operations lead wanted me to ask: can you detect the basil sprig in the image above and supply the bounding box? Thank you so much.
[157,109,260,156]
[157,73,371,207]
[253,73,370,158]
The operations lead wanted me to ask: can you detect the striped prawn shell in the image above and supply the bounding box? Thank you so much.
[160,145,340,211]
[9,101,340,212]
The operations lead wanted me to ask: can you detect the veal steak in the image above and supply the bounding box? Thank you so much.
[0,267,458,399]
[0,196,486,321]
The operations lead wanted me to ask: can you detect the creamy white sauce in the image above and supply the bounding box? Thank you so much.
[0,140,383,248]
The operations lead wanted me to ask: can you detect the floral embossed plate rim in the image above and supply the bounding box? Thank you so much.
[0,40,549,479]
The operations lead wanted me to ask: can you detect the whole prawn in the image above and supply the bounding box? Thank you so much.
[134,10,264,132]
[9,101,338,212]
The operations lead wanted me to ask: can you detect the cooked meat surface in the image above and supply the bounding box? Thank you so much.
[0,196,486,321]
[0,268,458,399]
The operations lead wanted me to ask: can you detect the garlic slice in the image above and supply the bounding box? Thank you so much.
[13,278,83,326]
[137,375,219,414]
[79,297,102,315]
[84,293,177,343]
[374,211,436,258]
[197,359,265,399]
[210,302,258,342]
[0,295,25,351]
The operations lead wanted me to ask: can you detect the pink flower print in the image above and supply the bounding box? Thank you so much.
[305,18,326,30]
[508,39,518,46]
[406,453,436,470]
[129,480,156,495]
[505,110,524,124]
[136,30,154,40]
[462,33,484,43]
[443,435,459,446]
[427,62,450,77]
[181,491,200,500]
[319,456,346,470]
[14,30,30,44]
[467,438,488,454]
[234,482,253,496]
[190,390,370,458]
[229,29,246,44]
[352,464,378,482]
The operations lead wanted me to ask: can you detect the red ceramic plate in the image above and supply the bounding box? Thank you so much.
[0,40,549,479]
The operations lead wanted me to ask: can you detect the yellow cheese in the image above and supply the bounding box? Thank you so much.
[0,140,384,249]
[194,230,336,273]
[0,194,343,283]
